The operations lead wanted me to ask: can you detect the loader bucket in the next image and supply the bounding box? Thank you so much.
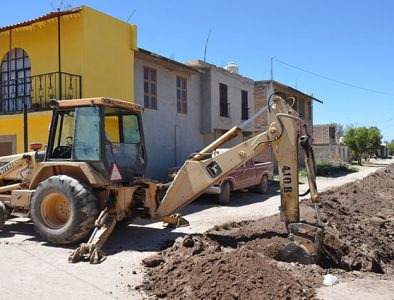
[278,222,324,265]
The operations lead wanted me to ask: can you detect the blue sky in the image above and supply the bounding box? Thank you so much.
[1,0,393,141]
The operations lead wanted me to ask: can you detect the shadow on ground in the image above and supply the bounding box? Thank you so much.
[0,185,280,259]
[179,187,279,216]
[316,170,357,179]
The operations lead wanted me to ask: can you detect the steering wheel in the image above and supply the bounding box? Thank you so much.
[59,136,73,158]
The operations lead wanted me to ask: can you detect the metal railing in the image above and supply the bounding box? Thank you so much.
[220,102,230,117]
[0,72,81,114]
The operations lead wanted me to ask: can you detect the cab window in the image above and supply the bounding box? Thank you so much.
[72,106,101,161]
[50,110,75,159]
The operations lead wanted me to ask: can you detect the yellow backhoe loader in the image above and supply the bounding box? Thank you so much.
[0,95,323,264]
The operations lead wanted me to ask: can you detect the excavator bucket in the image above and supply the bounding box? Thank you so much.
[278,223,324,265]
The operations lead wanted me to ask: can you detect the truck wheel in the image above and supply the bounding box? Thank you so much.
[0,201,6,229]
[218,182,231,205]
[256,175,268,194]
[30,175,99,244]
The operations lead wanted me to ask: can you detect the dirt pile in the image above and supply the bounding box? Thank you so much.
[316,165,394,274]
[139,165,394,299]
[141,221,321,299]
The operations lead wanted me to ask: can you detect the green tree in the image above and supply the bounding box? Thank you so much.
[387,139,394,155]
[344,126,382,164]
[367,127,383,155]
[344,126,361,163]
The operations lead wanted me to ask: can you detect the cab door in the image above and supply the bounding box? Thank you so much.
[104,108,145,183]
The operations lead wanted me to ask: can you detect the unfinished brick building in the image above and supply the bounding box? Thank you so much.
[313,124,350,163]
[253,80,314,165]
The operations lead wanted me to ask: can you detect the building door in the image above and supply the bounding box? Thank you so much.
[1,48,31,113]
[0,135,16,156]
[0,142,12,156]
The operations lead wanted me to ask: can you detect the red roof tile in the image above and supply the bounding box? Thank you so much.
[0,6,82,33]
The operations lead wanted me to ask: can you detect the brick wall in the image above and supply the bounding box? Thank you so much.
[253,82,269,130]
[313,125,329,144]
[253,81,272,163]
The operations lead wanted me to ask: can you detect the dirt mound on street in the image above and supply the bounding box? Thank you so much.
[139,165,394,299]
[316,165,394,274]
[140,221,321,299]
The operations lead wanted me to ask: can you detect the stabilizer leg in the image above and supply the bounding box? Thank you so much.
[68,210,118,264]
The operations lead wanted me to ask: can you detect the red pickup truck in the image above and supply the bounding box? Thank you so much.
[167,150,274,205]
[206,158,274,204]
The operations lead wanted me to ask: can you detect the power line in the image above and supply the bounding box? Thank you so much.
[273,58,394,97]
[364,117,394,126]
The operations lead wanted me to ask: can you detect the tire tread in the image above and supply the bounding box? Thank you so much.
[31,175,98,244]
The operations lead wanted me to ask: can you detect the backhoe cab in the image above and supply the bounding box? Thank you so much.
[47,98,146,182]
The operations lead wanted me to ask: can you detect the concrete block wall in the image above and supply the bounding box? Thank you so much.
[134,56,203,180]
[313,144,350,163]
[186,61,255,135]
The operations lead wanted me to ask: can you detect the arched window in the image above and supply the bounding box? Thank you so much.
[1,48,31,113]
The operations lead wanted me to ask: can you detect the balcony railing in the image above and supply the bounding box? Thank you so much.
[0,72,82,114]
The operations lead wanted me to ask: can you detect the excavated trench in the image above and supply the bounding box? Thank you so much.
[138,165,394,299]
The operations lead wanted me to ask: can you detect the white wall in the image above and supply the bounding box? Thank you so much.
[134,57,203,180]
[209,67,255,133]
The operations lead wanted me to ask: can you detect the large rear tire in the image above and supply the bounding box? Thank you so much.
[31,175,98,244]
[218,182,231,205]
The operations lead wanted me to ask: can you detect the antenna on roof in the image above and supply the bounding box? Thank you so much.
[51,0,66,11]
[203,29,211,62]
[126,9,137,23]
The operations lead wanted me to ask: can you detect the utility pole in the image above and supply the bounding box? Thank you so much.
[270,56,275,81]
[58,9,62,100]
[203,30,211,62]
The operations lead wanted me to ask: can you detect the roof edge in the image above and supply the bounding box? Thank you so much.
[0,6,83,33]
[136,48,200,73]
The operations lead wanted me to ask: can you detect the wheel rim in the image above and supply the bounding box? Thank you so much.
[41,193,70,228]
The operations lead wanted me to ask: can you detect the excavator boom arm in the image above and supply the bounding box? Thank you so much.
[154,95,323,264]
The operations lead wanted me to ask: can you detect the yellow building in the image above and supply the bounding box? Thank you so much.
[0,6,137,154]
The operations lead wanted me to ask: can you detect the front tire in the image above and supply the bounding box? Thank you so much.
[256,175,268,194]
[30,175,98,244]
[218,182,231,205]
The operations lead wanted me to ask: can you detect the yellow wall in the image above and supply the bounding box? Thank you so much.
[0,7,136,98]
[81,6,136,100]
[0,6,137,154]
[0,111,52,153]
